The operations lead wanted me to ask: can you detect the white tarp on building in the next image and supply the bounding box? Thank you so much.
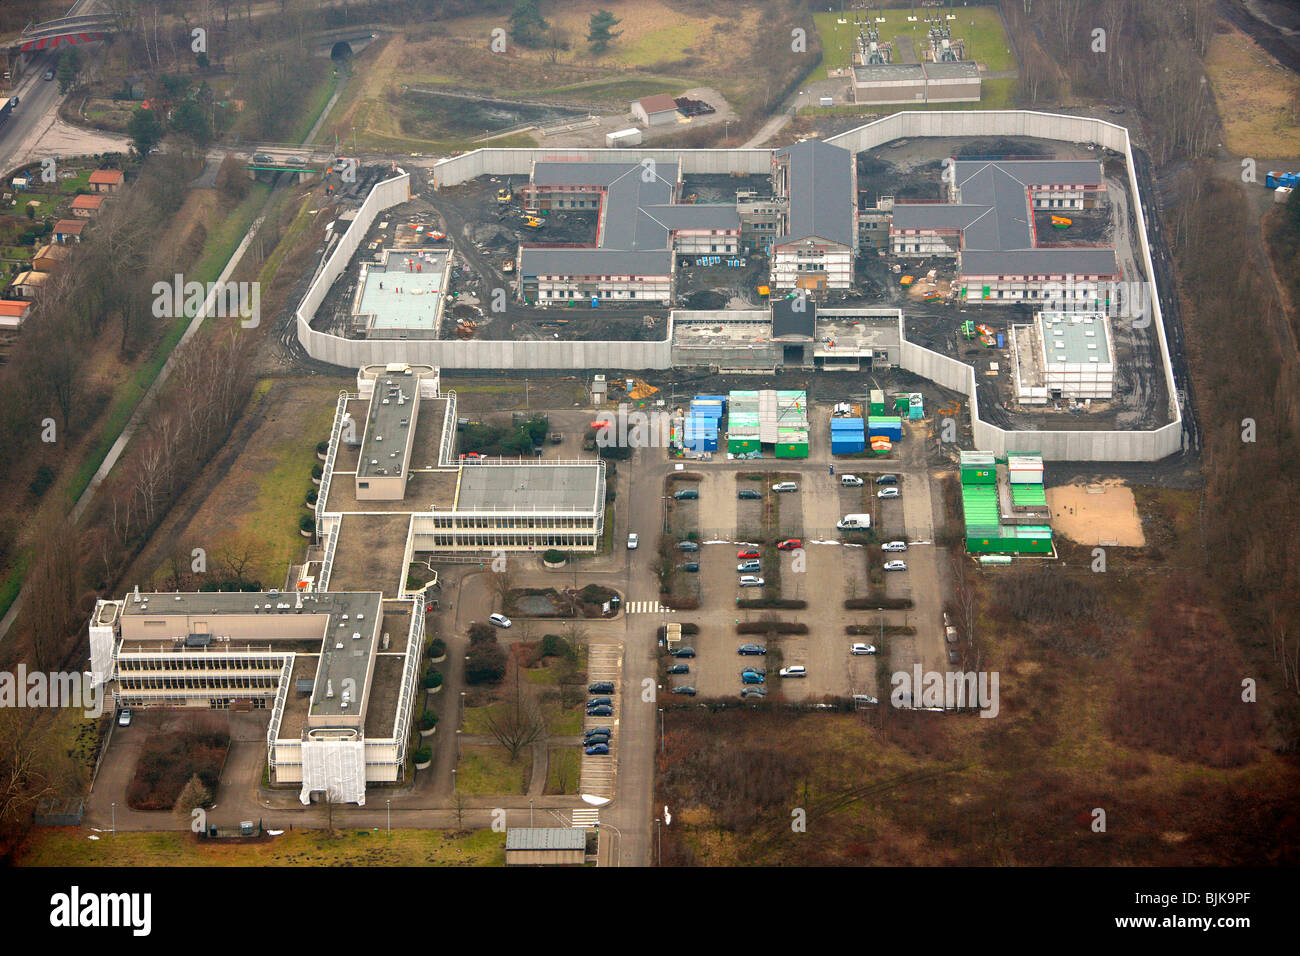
[299,738,367,805]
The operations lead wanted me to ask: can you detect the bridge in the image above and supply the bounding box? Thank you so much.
[13,13,115,52]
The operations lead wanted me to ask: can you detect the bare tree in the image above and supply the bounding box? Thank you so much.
[485,671,548,762]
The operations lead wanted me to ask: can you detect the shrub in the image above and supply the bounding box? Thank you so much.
[468,623,494,644]
[420,711,439,731]
[846,624,915,635]
[736,621,808,635]
[540,634,570,658]
[424,668,443,689]
[428,637,446,658]
[28,464,55,498]
[736,598,808,610]
[306,488,318,505]
[465,641,507,684]
[579,583,616,604]
[414,746,433,764]
[845,596,913,610]
[543,549,565,563]
[312,463,323,479]
[316,440,329,454]
[299,514,315,533]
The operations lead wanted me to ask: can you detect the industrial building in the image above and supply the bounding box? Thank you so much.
[89,363,605,804]
[1011,311,1115,404]
[851,61,981,105]
[960,450,1053,555]
[890,159,1117,302]
[506,828,588,865]
[770,140,858,290]
[518,159,738,304]
[350,248,450,339]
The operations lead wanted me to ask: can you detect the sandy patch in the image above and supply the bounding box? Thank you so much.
[1046,480,1145,547]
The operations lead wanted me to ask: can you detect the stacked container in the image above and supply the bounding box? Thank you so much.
[831,417,866,455]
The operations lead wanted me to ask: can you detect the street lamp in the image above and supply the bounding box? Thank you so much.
[529,798,535,827]
[387,799,391,834]
[658,708,665,750]
[111,802,116,837]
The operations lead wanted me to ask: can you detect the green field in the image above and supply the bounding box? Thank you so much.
[18,827,506,867]
[812,8,1016,75]
[457,745,531,795]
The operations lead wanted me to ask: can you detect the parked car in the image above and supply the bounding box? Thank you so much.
[737,643,767,656]
[673,488,699,500]
[771,481,798,493]
[948,650,961,665]
[779,665,807,678]
[853,694,879,706]
[943,611,954,628]
[741,670,765,685]
[585,743,610,755]
[739,687,767,699]
[883,560,907,572]
[776,538,802,551]
[587,697,613,708]
[677,541,699,552]
[679,562,700,573]
[737,560,762,572]
[589,681,615,694]
[587,704,614,717]
[882,540,908,552]
[42,69,54,81]
[627,532,639,550]
[945,626,960,644]
[736,549,761,559]
[488,612,512,628]
[850,643,877,655]
[840,475,863,486]
[738,575,764,587]
[117,708,133,727]
[671,685,697,696]
[671,647,696,658]
[253,153,275,164]
[738,489,762,500]
[876,474,899,485]
[741,666,765,678]
[667,663,690,675]
[878,487,901,499]
[583,728,611,739]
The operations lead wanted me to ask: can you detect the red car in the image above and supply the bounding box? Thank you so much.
[776,538,802,551]
[736,549,761,559]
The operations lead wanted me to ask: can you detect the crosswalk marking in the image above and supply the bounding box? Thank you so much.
[624,600,674,614]
[571,808,600,828]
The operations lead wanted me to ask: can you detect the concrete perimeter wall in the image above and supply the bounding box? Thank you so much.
[828,111,1181,462]
[297,114,1182,459]
[431,147,773,187]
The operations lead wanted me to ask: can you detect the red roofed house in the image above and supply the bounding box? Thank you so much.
[53,219,87,243]
[0,300,31,331]
[88,169,125,193]
[71,194,105,218]
[631,93,680,128]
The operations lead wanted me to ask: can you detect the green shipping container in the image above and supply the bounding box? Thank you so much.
[728,438,760,454]
[774,443,809,458]
[960,466,996,484]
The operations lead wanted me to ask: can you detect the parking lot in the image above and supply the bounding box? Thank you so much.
[580,642,623,799]
[654,429,946,707]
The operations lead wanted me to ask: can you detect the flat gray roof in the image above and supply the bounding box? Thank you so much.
[774,140,855,248]
[506,827,587,850]
[854,64,925,82]
[531,161,679,188]
[1039,311,1112,364]
[359,249,448,331]
[309,592,386,720]
[519,247,671,277]
[455,463,602,513]
[120,590,380,621]
[924,61,981,80]
[358,372,421,479]
[961,248,1119,276]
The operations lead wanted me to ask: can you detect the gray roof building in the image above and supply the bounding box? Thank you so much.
[521,161,736,278]
[773,140,856,249]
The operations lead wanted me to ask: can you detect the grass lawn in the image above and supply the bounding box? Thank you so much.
[457,744,531,795]
[1205,23,1300,158]
[545,747,580,795]
[812,8,1016,75]
[524,76,685,104]
[17,827,506,867]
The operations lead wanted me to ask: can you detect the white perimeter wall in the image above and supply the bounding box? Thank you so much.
[296,113,1182,460]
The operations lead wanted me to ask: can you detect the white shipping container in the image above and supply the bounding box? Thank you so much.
[819,96,834,107]
[605,127,643,148]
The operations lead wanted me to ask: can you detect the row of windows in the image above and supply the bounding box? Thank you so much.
[119,656,283,671]
[422,515,598,529]
[121,675,280,690]
[118,697,270,709]
[424,533,598,548]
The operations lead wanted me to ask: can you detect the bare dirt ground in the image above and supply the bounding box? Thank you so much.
[1046,480,1146,547]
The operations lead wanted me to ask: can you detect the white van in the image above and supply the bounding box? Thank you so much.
[882,540,907,552]
[836,513,872,530]
[840,475,863,487]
